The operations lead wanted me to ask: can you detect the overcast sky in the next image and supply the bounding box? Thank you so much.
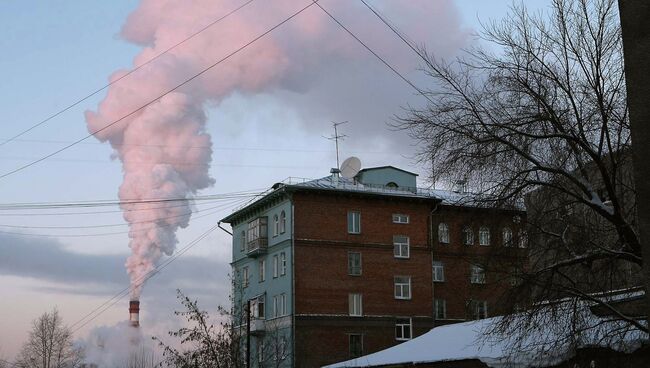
[0,0,550,360]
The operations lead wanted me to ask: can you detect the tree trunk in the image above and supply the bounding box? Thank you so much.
[618,0,650,338]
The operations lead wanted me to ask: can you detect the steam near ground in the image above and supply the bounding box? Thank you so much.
[81,322,159,368]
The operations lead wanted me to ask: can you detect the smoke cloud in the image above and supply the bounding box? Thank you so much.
[85,0,465,299]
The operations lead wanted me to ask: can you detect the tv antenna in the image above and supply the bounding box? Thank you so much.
[324,121,348,168]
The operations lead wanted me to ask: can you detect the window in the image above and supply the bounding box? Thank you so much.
[470,264,486,284]
[462,226,474,245]
[251,295,265,319]
[393,235,410,258]
[470,300,488,319]
[273,255,279,278]
[279,210,286,234]
[518,230,528,248]
[242,266,249,288]
[432,261,445,282]
[438,223,450,244]
[394,276,411,299]
[349,334,363,358]
[240,231,246,252]
[280,252,287,276]
[272,294,287,318]
[258,260,265,282]
[247,217,268,249]
[510,267,522,287]
[434,299,447,319]
[479,226,490,246]
[273,214,279,237]
[392,214,409,224]
[349,293,363,316]
[395,318,412,340]
[348,211,361,234]
[503,227,513,247]
[348,252,362,276]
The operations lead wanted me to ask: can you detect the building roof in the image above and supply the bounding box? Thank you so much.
[357,166,419,176]
[325,299,646,368]
[220,174,506,224]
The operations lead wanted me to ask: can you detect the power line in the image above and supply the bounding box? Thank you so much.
[358,0,432,68]
[314,1,434,105]
[0,0,257,148]
[68,222,222,333]
[0,0,318,181]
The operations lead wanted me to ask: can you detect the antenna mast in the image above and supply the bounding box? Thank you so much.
[325,121,348,168]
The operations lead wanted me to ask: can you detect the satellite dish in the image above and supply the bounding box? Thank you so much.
[340,157,361,178]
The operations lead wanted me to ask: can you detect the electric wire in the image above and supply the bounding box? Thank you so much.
[0,0,318,181]
[314,1,435,105]
[358,0,433,69]
[68,222,222,333]
[0,0,257,148]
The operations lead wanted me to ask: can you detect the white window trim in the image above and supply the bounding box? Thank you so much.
[395,318,413,341]
[349,293,363,317]
[280,252,287,276]
[273,214,279,237]
[438,223,450,244]
[392,213,409,224]
[470,265,486,284]
[348,252,362,276]
[433,261,445,282]
[435,299,447,319]
[479,226,490,246]
[503,227,513,247]
[348,211,361,234]
[273,255,279,278]
[279,211,286,234]
[242,266,249,288]
[463,226,474,246]
[394,276,412,300]
[393,235,410,259]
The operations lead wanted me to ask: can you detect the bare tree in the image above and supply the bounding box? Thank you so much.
[15,308,84,368]
[154,289,244,368]
[398,0,647,343]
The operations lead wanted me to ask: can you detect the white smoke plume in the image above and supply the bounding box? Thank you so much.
[85,0,464,299]
[81,322,157,368]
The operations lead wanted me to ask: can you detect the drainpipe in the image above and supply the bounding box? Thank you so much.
[218,221,233,236]
[429,202,439,327]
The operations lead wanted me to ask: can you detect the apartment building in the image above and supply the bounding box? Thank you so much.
[220,166,526,367]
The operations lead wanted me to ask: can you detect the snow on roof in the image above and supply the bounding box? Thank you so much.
[324,305,646,368]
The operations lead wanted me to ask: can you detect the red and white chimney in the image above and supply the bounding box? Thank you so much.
[129,300,140,327]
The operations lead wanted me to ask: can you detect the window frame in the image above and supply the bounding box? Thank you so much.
[518,230,528,248]
[438,222,450,244]
[242,266,249,288]
[280,252,287,276]
[434,299,447,319]
[240,230,246,252]
[394,276,412,300]
[349,334,363,358]
[272,255,279,278]
[432,261,445,282]
[392,213,410,224]
[470,264,486,284]
[349,293,363,317]
[348,252,362,276]
[503,227,513,247]
[462,226,474,246]
[479,226,490,246]
[347,211,361,234]
[395,318,412,341]
[472,300,488,320]
[273,214,279,237]
[258,259,265,283]
[279,210,286,234]
[393,235,410,259]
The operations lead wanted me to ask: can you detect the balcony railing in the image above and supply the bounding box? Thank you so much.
[247,237,268,257]
[250,318,266,335]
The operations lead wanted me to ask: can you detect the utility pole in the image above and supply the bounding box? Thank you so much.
[618,0,650,334]
[325,121,348,168]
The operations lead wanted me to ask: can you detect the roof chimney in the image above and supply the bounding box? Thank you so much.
[330,168,341,186]
[129,300,140,327]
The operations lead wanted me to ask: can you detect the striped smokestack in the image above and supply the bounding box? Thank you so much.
[129,300,140,327]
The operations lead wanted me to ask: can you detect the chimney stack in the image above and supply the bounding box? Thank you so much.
[129,300,140,327]
[330,168,341,186]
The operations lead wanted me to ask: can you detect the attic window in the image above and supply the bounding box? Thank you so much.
[386,182,399,188]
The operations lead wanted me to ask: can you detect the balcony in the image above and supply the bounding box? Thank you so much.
[247,237,268,257]
[250,318,266,335]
